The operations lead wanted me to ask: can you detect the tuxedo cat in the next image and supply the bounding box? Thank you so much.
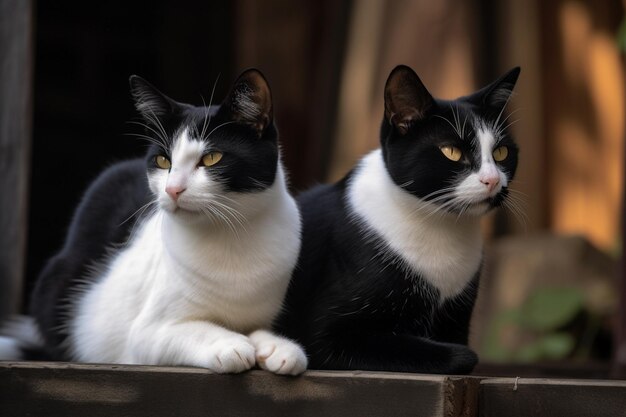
[275,65,520,374]
[18,69,307,374]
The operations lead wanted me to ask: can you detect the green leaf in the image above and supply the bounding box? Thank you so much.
[481,308,523,362]
[515,341,545,363]
[513,333,576,362]
[540,333,576,359]
[618,18,626,53]
[520,287,584,331]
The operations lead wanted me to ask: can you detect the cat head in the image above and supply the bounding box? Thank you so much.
[381,65,520,216]
[129,69,279,224]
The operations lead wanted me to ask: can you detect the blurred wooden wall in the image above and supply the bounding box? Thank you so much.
[0,0,33,317]
[235,0,351,191]
[329,0,481,182]
[540,0,624,252]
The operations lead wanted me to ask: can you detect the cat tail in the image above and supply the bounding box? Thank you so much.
[0,315,45,360]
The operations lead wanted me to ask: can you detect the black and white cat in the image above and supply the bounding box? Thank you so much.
[275,65,520,374]
[6,69,307,375]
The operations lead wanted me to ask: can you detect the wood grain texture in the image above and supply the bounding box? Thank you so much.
[479,377,626,417]
[0,362,478,417]
[0,0,33,316]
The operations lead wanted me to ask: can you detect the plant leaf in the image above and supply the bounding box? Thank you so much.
[520,287,584,331]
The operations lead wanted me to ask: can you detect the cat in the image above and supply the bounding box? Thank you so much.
[275,65,520,374]
[10,69,307,375]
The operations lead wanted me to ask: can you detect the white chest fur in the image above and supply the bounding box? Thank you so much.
[347,150,483,301]
[70,166,301,363]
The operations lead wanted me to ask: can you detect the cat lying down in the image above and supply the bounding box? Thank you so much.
[2,69,307,375]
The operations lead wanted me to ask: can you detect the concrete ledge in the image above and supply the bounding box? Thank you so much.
[0,362,479,417]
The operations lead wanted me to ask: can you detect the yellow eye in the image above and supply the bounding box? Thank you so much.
[440,146,462,162]
[201,151,223,167]
[155,155,171,169]
[493,146,509,162]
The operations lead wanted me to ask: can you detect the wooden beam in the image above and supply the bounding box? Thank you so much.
[0,0,33,316]
[0,362,480,417]
[480,377,626,417]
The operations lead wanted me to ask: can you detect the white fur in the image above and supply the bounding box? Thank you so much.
[0,315,43,360]
[71,129,306,374]
[348,150,483,301]
[249,330,308,375]
[0,336,21,360]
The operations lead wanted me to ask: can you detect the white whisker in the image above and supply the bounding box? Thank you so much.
[200,74,221,141]
[205,121,237,139]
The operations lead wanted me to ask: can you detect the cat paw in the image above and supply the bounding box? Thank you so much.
[249,330,308,375]
[446,344,479,375]
[205,335,256,374]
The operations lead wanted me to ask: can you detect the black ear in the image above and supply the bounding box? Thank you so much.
[467,67,521,109]
[384,65,435,135]
[222,69,273,137]
[129,75,182,120]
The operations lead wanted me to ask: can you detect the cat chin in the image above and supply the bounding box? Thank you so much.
[464,203,492,217]
[443,200,495,217]
[163,206,208,225]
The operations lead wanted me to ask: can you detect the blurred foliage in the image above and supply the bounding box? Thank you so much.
[619,17,626,52]
[482,287,605,363]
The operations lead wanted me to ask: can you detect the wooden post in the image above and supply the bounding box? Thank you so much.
[0,0,33,316]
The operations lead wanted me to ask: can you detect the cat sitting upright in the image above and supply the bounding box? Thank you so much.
[275,65,520,374]
[22,69,307,375]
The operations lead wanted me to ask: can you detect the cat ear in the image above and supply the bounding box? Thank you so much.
[129,75,182,120]
[384,65,435,135]
[467,67,521,109]
[222,68,273,137]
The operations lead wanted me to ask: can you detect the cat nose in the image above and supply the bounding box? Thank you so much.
[166,185,186,201]
[480,175,500,192]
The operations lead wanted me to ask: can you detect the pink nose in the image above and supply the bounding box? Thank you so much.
[480,176,500,192]
[166,185,186,201]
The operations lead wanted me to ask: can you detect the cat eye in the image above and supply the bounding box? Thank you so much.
[155,155,171,170]
[440,146,462,162]
[493,146,509,162]
[201,151,223,167]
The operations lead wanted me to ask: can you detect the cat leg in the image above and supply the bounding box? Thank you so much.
[248,330,308,375]
[128,320,256,373]
[309,332,477,374]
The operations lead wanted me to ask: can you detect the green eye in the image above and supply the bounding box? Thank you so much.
[155,155,171,169]
[201,152,223,167]
[493,146,509,162]
[440,146,462,162]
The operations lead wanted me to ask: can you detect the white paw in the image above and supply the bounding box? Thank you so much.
[249,330,308,376]
[0,336,22,360]
[205,335,256,374]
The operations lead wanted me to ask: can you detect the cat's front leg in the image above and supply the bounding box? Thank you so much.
[128,320,256,373]
[248,330,308,375]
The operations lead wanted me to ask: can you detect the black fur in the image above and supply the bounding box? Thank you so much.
[274,65,520,374]
[30,69,278,359]
[30,160,150,358]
